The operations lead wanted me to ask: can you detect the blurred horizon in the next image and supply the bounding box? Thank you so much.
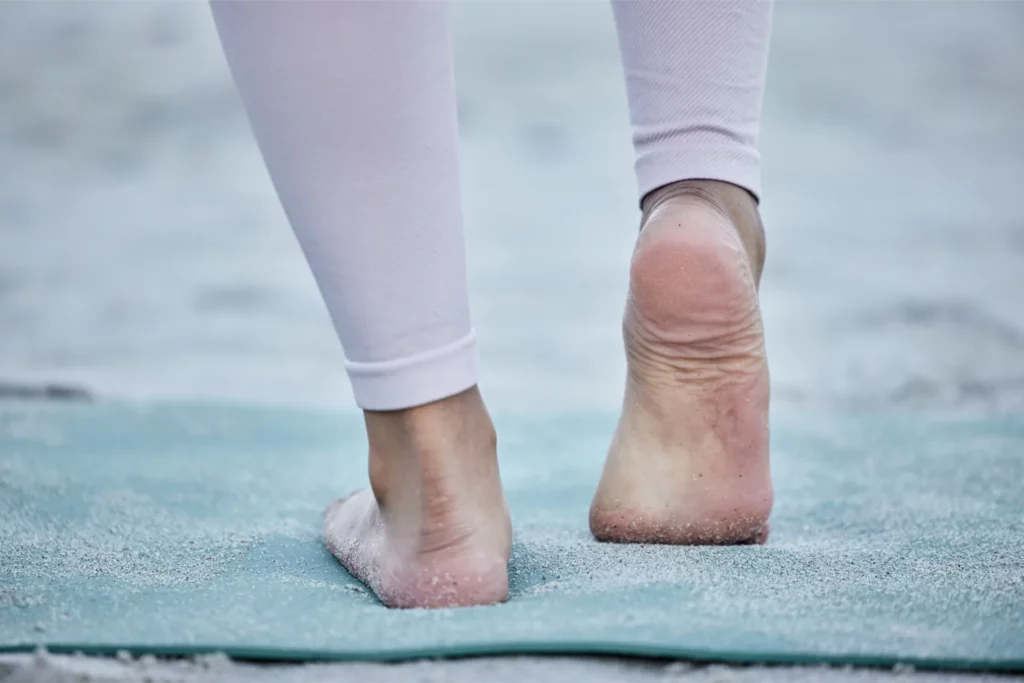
[1,0,1022,414]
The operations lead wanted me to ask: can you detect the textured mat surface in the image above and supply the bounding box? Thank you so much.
[0,403,1022,671]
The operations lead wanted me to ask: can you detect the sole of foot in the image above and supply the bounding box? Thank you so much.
[323,387,512,608]
[590,180,773,545]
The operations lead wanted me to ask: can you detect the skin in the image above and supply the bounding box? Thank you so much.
[323,179,773,608]
[323,387,512,609]
[590,180,772,544]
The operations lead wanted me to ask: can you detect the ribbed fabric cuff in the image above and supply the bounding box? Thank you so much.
[635,145,762,205]
[345,330,480,411]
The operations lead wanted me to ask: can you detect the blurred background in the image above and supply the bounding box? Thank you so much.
[1,0,1022,416]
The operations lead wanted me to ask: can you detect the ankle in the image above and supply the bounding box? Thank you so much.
[363,387,497,509]
[364,387,494,460]
[641,179,766,283]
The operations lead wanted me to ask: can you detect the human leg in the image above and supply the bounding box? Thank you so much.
[211,0,510,606]
[591,0,774,544]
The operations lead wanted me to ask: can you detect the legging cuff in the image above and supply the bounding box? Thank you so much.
[635,144,762,205]
[345,330,479,411]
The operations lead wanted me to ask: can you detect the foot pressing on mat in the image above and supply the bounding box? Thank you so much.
[590,180,773,544]
[323,387,512,608]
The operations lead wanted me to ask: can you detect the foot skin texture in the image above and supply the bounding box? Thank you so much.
[590,180,773,545]
[323,387,512,608]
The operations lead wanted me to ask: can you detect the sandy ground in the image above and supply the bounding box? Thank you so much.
[0,1,1022,681]
[0,650,1018,683]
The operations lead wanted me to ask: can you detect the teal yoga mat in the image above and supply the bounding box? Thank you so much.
[1,402,1022,671]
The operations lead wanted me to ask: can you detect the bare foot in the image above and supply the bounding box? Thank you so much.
[323,387,512,608]
[590,180,773,545]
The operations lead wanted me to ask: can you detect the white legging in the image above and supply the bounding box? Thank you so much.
[210,1,772,411]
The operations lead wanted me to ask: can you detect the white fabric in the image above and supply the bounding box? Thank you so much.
[211,0,772,410]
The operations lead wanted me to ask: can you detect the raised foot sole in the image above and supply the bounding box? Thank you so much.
[591,195,773,547]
